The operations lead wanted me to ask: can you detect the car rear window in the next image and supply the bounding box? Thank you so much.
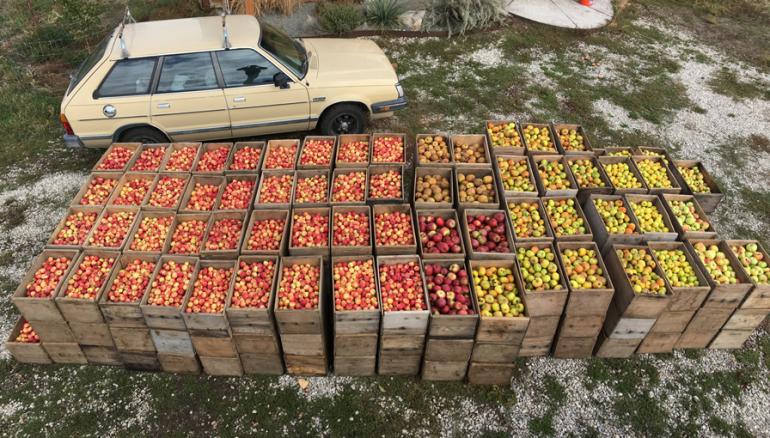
[157,53,218,93]
[96,58,157,97]
[67,34,111,95]
[216,49,281,87]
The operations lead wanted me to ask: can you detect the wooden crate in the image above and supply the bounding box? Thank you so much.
[292,169,331,207]
[225,255,280,336]
[454,167,499,211]
[424,338,474,362]
[92,142,141,172]
[598,156,649,195]
[127,143,171,172]
[274,256,326,335]
[123,211,176,256]
[520,122,559,155]
[335,134,371,168]
[297,136,336,170]
[160,142,202,172]
[284,354,328,376]
[416,133,455,167]
[583,194,643,254]
[558,313,606,338]
[69,321,114,347]
[331,206,373,256]
[649,309,697,334]
[661,194,717,240]
[46,205,103,250]
[42,342,88,364]
[726,240,770,309]
[241,209,289,256]
[671,160,723,214]
[552,335,597,358]
[676,307,734,349]
[648,241,711,311]
[28,320,75,343]
[603,146,634,157]
[55,249,120,324]
[451,134,492,169]
[378,351,422,375]
[416,209,466,259]
[551,123,595,156]
[373,204,417,255]
[631,156,682,195]
[461,209,515,260]
[120,351,160,371]
[604,244,671,319]
[178,175,225,213]
[423,258,478,337]
[261,139,300,171]
[233,334,281,354]
[254,169,296,209]
[281,334,325,356]
[367,164,405,203]
[288,207,331,258]
[330,167,368,206]
[5,318,52,364]
[517,241,569,317]
[414,167,455,209]
[485,120,526,156]
[504,197,554,243]
[82,345,122,366]
[685,239,753,310]
[12,249,79,324]
[541,196,594,242]
[470,342,519,362]
[494,154,539,199]
[200,211,247,259]
[71,172,121,207]
[564,155,613,204]
[595,331,642,358]
[106,172,158,207]
[334,356,376,376]
[421,360,469,381]
[240,352,284,375]
[331,255,381,357]
[371,133,408,165]
[467,362,516,385]
[150,328,195,355]
[709,329,753,350]
[519,336,553,357]
[82,206,140,251]
[109,326,155,353]
[602,299,656,339]
[557,241,615,321]
[181,259,236,333]
[142,172,191,211]
[531,154,579,198]
[216,174,259,211]
[140,255,198,330]
[625,194,678,242]
[158,352,200,374]
[192,142,233,175]
[162,213,211,256]
[99,254,159,327]
[225,141,265,174]
[192,335,238,357]
[378,255,430,335]
[722,308,770,331]
[637,331,680,354]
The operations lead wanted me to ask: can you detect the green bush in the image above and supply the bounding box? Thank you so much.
[365,0,404,30]
[424,0,506,37]
[318,2,364,34]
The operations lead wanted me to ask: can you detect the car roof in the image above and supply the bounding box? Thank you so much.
[111,15,261,59]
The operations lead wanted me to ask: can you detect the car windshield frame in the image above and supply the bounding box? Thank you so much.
[258,20,307,80]
[67,32,112,95]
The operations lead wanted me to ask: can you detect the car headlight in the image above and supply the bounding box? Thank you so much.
[395,83,404,98]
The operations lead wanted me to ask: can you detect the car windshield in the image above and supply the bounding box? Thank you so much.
[67,33,111,95]
[258,20,307,79]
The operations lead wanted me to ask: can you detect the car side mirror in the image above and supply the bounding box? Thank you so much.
[273,72,291,89]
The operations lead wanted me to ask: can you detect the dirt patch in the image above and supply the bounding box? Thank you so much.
[750,134,770,152]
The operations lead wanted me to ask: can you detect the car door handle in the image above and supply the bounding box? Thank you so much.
[157,103,170,109]
[233,97,245,102]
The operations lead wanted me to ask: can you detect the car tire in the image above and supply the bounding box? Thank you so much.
[319,104,367,135]
[119,126,169,144]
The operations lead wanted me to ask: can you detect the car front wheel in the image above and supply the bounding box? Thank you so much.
[319,104,367,135]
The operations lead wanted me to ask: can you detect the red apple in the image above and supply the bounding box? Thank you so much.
[291,211,329,248]
[147,176,186,208]
[372,136,404,163]
[277,263,320,310]
[466,212,511,253]
[131,146,166,171]
[337,141,369,164]
[334,259,378,311]
[148,260,194,307]
[379,262,426,311]
[24,256,72,298]
[257,174,294,204]
[246,218,286,251]
[230,260,276,309]
[195,146,230,172]
[369,170,402,199]
[184,183,219,211]
[424,263,474,315]
[112,178,153,206]
[204,218,243,250]
[185,265,233,313]
[15,320,40,343]
[64,255,116,300]
[53,211,98,246]
[418,214,462,255]
[375,211,414,246]
[295,174,329,204]
[332,171,366,202]
[333,211,369,247]
[80,176,117,205]
[107,259,155,302]
[129,216,173,252]
[229,146,262,171]
[88,211,136,248]
[299,138,334,166]
[264,144,298,169]
[168,219,207,255]
[219,179,255,210]
[97,146,133,170]
[164,146,198,171]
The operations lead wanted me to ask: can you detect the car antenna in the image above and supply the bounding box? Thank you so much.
[222,0,231,50]
[117,7,136,59]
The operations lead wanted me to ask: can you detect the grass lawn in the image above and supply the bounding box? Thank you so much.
[1,0,769,435]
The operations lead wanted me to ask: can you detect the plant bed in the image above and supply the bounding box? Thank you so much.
[47,206,102,250]
[331,206,372,256]
[542,196,593,242]
[371,133,407,165]
[416,209,465,259]
[289,207,331,258]
[367,165,404,203]
[632,156,681,195]
[201,211,248,259]
[494,155,538,198]
[140,256,197,330]
[292,170,330,207]
[485,120,525,155]
[532,155,579,197]
[129,143,170,172]
[335,134,371,167]
[416,133,453,167]
[671,160,723,214]
[107,172,157,207]
[661,194,717,240]
[55,249,119,324]
[454,168,498,210]
[254,170,296,209]
[373,204,417,255]
[413,167,454,209]
[583,194,643,253]
[164,213,210,256]
[177,175,224,213]
[462,209,514,259]
[625,194,678,242]
[161,143,201,172]
[84,206,139,251]
[225,141,265,174]
[93,143,140,172]
[727,240,770,309]
[262,139,300,170]
[12,250,79,324]
[565,156,613,203]
[648,241,711,312]
[451,134,491,168]
[330,167,368,205]
[124,211,175,256]
[99,254,158,327]
[598,156,648,195]
[182,260,236,334]
[216,175,257,211]
[298,136,336,169]
[521,123,558,155]
[604,244,671,319]
[241,209,290,256]
[552,123,594,155]
[5,318,51,364]
[505,197,554,243]
[71,173,120,206]
[143,173,190,211]
[686,239,753,310]
[193,143,232,175]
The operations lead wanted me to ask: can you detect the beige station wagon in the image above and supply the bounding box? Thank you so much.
[60,14,406,148]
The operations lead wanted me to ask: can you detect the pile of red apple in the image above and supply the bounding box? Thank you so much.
[129,215,173,252]
[332,171,366,202]
[334,259,378,311]
[418,214,462,255]
[112,178,153,206]
[264,143,298,169]
[219,179,255,210]
[131,146,166,171]
[164,146,198,171]
[204,218,243,250]
[147,176,187,208]
[185,265,233,313]
[424,263,475,315]
[372,136,404,163]
[246,218,286,251]
[466,212,511,253]
[230,259,276,308]
[333,211,369,247]
[184,182,219,211]
[64,255,116,300]
[24,256,72,298]
[294,174,329,204]
[147,259,194,307]
[379,262,426,311]
[291,211,329,248]
[229,145,262,171]
[277,263,320,310]
[375,211,414,246]
[53,210,98,246]
[337,140,369,164]
[79,176,117,205]
[15,321,40,343]
[97,146,134,170]
[300,138,334,166]
[195,146,230,172]
[88,210,136,248]
[258,174,294,204]
[107,259,156,302]
[369,170,402,199]
[168,219,207,255]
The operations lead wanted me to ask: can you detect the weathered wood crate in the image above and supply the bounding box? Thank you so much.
[142,172,191,211]
[551,123,595,156]
[127,143,171,172]
[371,133,407,165]
[106,172,157,207]
[297,136,336,170]
[598,156,649,195]
[182,260,236,336]
[485,120,526,156]
[71,172,121,207]
[225,141,265,174]
[178,175,225,214]
[595,301,656,358]
[162,214,211,256]
[637,331,681,354]
[92,142,141,173]
[466,362,517,385]
[367,165,405,204]
[373,204,418,256]
[160,142,202,172]
[708,308,770,350]
[454,167,499,211]
[414,166,455,209]
[494,154,539,200]
[200,211,248,259]
[150,328,195,356]
[83,206,140,251]
[671,160,723,214]
[661,194,718,240]
[99,254,159,328]
[119,351,160,371]
[415,209,466,259]
[216,174,259,211]
[42,342,88,364]
[726,240,770,309]
[69,321,115,347]
[254,169,296,209]
[241,209,290,256]
[377,255,430,376]
[685,239,753,310]
[110,326,155,353]
[82,345,122,366]
[552,335,598,359]
[261,139,300,171]
[335,134,371,168]
[675,306,734,349]
[625,194,678,242]
[604,244,671,319]
[25,319,76,343]
[330,167,368,206]
[541,196,594,242]
[583,194,643,254]
[416,133,455,167]
[288,207,331,259]
[55,249,120,324]
[123,211,176,256]
[631,156,682,195]
[504,197,554,244]
[331,206,372,256]
[200,356,244,376]
[451,134,492,169]
[520,123,559,156]
[46,205,103,250]
[292,170,331,208]
[12,249,80,324]
[192,142,233,175]
[531,155,579,198]
[158,352,201,374]
[5,318,52,364]
[564,155,613,204]
[709,329,755,350]
[140,255,198,331]
[461,209,515,260]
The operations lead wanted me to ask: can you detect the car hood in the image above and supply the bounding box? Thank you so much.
[303,38,398,86]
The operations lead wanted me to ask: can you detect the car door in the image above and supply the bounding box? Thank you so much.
[150,52,232,141]
[215,48,310,137]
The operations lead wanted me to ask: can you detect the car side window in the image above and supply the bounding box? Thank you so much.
[157,53,218,93]
[216,49,281,88]
[96,58,156,97]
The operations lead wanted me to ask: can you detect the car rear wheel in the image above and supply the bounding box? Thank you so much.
[119,126,169,144]
[319,104,367,135]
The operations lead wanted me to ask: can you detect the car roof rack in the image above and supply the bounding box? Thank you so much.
[116,7,137,58]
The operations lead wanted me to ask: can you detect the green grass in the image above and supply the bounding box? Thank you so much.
[707,68,770,101]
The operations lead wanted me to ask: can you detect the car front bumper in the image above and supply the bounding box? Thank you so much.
[63,134,85,148]
[371,96,408,114]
